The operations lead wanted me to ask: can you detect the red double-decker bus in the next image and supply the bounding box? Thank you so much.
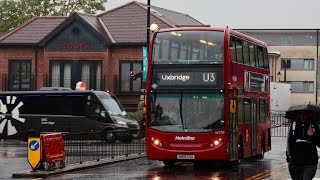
[145,27,271,165]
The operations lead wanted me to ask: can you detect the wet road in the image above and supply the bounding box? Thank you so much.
[0,140,29,180]
[0,137,296,179]
[45,137,290,179]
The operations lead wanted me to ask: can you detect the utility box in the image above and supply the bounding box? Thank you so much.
[270,82,291,111]
[41,133,65,170]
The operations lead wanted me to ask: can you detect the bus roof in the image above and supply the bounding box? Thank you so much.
[154,27,267,47]
[229,29,267,47]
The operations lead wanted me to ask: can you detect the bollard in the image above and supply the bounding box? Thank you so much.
[27,137,42,171]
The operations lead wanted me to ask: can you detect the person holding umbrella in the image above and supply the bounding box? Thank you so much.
[286,110,320,180]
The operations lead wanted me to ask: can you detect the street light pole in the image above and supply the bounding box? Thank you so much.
[147,0,150,51]
[284,60,287,82]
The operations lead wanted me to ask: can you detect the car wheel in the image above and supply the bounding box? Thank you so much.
[105,132,116,144]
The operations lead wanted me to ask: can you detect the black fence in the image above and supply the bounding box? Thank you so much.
[271,111,290,137]
[62,132,146,165]
[58,112,288,166]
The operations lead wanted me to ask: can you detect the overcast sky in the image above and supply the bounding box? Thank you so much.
[104,0,320,29]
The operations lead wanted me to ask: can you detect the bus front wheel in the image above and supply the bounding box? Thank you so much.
[163,160,175,166]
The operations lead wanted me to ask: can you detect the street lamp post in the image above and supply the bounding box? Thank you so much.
[277,71,282,82]
[283,60,287,82]
[147,0,150,51]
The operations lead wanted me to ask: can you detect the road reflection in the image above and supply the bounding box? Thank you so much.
[145,159,272,180]
[0,151,15,158]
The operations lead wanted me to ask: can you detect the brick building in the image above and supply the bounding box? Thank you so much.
[0,1,204,111]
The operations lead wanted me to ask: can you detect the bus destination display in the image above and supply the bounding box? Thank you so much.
[154,70,221,88]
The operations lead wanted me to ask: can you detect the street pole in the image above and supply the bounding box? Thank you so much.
[144,0,151,103]
[284,60,287,82]
[147,0,150,51]
[316,29,319,105]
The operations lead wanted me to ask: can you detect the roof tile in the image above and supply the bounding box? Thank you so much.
[0,17,66,44]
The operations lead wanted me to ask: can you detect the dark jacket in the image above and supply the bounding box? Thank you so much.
[286,120,320,165]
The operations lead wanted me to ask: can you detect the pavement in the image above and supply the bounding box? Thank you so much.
[12,153,146,178]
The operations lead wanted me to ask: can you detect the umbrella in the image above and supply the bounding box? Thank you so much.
[285,104,320,122]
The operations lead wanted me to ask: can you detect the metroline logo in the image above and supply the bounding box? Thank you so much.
[175,136,195,141]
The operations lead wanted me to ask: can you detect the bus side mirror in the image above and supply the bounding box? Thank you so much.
[230,100,236,113]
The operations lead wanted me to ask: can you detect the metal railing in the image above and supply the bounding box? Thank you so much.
[271,111,290,137]
[62,132,146,165]
[59,112,289,166]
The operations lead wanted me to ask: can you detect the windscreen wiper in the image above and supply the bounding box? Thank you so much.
[179,90,185,130]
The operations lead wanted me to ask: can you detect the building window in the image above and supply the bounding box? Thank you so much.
[50,60,102,90]
[280,35,293,45]
[8,60,32,91]
[290,81,314,93]
[304,59,314,70]
[120,61,142,93]
[51,62,71,88]
[281,58,314,70]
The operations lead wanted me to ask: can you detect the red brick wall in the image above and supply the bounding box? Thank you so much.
[108,46,143,106]
[0,45,142,110]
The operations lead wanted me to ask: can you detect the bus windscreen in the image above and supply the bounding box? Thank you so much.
[148,93,224,132]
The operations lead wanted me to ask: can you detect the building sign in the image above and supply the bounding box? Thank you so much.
[244,71,269,92]
[142,46,148,82]
[46,22,105,52]
[61,42,90,49]
[152,66,222,89]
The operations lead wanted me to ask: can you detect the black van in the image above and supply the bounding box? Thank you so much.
[0,90,139,143]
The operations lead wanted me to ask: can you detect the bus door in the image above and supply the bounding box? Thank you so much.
[228,96,237,160]
[251,98,257,156]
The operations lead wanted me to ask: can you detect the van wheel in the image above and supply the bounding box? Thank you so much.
[121,137,133,143]
[105,132,116,143]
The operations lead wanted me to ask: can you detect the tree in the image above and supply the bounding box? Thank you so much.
[0,0,107,34]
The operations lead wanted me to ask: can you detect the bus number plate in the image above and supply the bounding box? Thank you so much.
[177,154,195,159]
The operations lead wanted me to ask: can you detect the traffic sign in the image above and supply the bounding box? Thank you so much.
[28,138,41,171]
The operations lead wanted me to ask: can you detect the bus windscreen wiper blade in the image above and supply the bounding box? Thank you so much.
[179,90,184,130]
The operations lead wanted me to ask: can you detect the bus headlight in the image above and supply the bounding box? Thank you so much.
[151,137,162,147]
[211,138,222,147]
[154,139,160,145]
